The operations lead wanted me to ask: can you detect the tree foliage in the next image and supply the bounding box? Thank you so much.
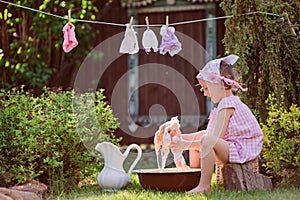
[0,0,99,90]
[220,0,300,121]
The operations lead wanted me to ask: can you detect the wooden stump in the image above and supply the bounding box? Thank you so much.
[222,161,273,191]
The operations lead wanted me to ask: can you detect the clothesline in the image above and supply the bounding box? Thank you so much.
[0,0,280,27]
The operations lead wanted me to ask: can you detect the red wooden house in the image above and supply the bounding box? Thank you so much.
[92,0,226,145]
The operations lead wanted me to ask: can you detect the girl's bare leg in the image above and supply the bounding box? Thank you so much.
[182,131,206,168]
[189,149,201,168]
[187,135,229,194]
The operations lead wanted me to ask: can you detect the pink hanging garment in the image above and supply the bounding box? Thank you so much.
[142,28,159,53]
[119,24,139,54]
[159,25,182,56]
[62,23,78,53]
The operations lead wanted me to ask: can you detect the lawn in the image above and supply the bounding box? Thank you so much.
[47,174,300,200]
[46,146,300,199]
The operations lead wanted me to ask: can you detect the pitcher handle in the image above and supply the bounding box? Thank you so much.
[123,144,142,175]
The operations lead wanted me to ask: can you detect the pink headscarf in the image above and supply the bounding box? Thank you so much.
[196,55,247,92]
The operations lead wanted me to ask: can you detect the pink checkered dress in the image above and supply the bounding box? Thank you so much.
[206,96,263,163]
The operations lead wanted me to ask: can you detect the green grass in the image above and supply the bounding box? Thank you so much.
[47,174,300,200]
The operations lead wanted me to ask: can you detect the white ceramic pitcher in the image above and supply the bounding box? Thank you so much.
[95,142,142,191]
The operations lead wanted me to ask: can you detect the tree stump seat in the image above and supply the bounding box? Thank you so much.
[216,158,273,191]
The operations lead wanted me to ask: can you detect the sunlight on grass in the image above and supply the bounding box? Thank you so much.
[47,174,300,200]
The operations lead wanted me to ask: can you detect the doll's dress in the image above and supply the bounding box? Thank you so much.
[142,28,159,53]
[62,23,78,53]
[159,25,182,56]
[119,24,139,54]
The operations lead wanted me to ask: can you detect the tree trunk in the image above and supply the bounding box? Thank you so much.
[222,162,273,191]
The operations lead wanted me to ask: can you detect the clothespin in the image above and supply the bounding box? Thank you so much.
[166,15,169,30]
[284,12,296,36]
[129,16,134,29]
[68,9,72,24]
[145,16,150,29]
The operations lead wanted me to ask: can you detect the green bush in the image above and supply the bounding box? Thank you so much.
[261,94,300,187]
[0,88,120,194]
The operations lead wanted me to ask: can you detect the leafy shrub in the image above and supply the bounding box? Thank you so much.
[0,88,120,194]
[261,94,300,187]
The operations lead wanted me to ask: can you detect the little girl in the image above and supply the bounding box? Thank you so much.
[170,55,263,194]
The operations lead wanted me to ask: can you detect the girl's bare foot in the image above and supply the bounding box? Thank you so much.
[186,185,210,195]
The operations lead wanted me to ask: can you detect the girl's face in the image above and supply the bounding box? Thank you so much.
[198,79,228,103]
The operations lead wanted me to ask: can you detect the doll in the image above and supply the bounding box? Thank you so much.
[154,116,189,170]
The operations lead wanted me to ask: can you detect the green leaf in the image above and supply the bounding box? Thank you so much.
[5,60,10,67]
